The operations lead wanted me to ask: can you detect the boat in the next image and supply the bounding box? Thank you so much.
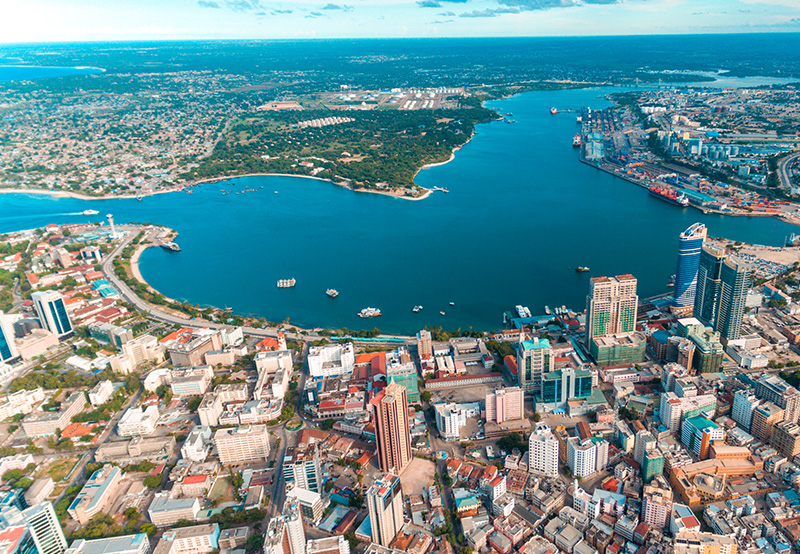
[550,107,558,115]
[576,266,590,273]
[449,301,455,306]
[787,233,800,247]
[161,242,181,252]
[648,185,690,207]
[515,305,532,318]
[326,289,339,298]
[440,311,446,316]
[82,209,99,215]
[667,274,676,287]
[544,306,551,315]
[358,307,382,318]
[277,279,296,288]
[136,196,143,202]
[572,134,582,147]
[412,305,423,313]
[576,115,582,124]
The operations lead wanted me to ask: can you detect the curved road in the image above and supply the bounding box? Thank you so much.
[778,151,800,191]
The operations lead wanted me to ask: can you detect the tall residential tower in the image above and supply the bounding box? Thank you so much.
[366,474,404,547]
[371,383,412,475]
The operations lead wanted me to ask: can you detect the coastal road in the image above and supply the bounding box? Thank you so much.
[778,151,800,191]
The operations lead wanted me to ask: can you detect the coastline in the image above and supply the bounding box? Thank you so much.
[0,186,178,201]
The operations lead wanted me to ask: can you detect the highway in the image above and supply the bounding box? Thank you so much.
[778,151,800,191]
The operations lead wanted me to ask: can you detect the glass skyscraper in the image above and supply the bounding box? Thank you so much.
[694,244,751,341]
[673,223,707,308]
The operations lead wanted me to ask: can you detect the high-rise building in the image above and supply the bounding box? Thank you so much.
[0,312,19,362]
[642,483,673,529]
[586,275,638,347]
[642,449,664,483]
[366,474,404,547]
[416,330,432,358]
[22,502,67,554]
[567,437,599,478]
[283,444,323,493]
[673,223,707,309]
[371,383,412,475]
[528,423,559,477]
[694,246,751,341]
[485,387,524,424]
[755,374,800,423]
[516,338,553,394]
[31,291,73,336]
[213,425,271,464]
[681,416,724,459]
[731,391,761,432]
[751,401,784,442]
[263,499,306,554]
[771,421,800,459]
[634,430,656,465]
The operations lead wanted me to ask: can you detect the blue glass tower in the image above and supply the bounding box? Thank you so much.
[673,223,707,308]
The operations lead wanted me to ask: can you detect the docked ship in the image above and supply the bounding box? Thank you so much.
[161,242,181,252]
[326,289,339,298]
[576,266,590,273]
[648,185,689,207]
[550,107,558,115]
[572,134,582,147]
[358,307,381,318]
[82,209,99,215]
[515,305,532,318]
[277,278,296,288]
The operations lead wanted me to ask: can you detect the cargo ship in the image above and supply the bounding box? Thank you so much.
[358,307,381,318]
[648,185,689,207]
[572,134,582,147]
[161,242,181,252]
[277,278,296,288]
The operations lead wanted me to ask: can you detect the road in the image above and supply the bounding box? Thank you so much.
[778,151,800,191]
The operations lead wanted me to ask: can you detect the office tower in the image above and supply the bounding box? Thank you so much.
[0,312,19,362]
[371,383,412,475]
[528,423,559,477]
[673,223,707,309]
[717,257,751,341]
[751,402,784,441]
[755,374,800,423]
[694,245,725,327]
[264,499,306,554]
[22,502,67,554]
[586,274,638,347]
[485,387,524,424]
[283,444,322,493]
[681,416,723,459]
[516,338,553,394]
[31,291,72,336]
[366,474,404,547]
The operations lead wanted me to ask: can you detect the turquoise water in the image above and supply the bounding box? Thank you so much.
[0,65,104,82]
[1,85,797,333]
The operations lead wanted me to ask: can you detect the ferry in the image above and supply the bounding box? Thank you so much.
[412,305,423,313]
[515,305,532,318]
[326,289,339,298]
[161,242,181,252]
[277,278,296,288]
[82,209,99,215]
[550,107,558,115]
[572,134,582,147]
[358,307,382,318]
[648,185,689,207]
[576,266,590,273]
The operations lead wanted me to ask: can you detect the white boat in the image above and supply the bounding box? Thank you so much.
[82,209,99,215]
[449,301,455,306]
[160,242,181,252]
[358,307,382,318]
[326,289,338,298]
[440,311,446,316]
[277,278,296,288]
[412,305,423,313]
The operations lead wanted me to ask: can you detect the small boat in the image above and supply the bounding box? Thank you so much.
[544,306,551,315]
[136,196,143,202]
[440,311,446,316]
[576,115,582,124]
[277,279,296,288]
[573,134,582,147]
[161,242,181,252]
[82,209,99,215]
[576,266,590,272]
[449,302,455,306]
[358,307,381,318]
[550,107,558,115]
[412,305,423,313]
[274,191,278,194]
[326,289,339,298]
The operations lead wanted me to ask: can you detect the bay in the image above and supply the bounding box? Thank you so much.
[0,65,104,82]
[1,84,797,334]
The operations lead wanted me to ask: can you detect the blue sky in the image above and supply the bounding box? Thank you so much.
[2,0,800,42]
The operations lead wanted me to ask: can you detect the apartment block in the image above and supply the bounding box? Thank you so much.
[213,425,271,465]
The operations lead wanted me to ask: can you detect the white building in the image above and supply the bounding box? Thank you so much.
[213,425,271,465]
[110,335,165,374]
[306,537,349,554]
[117,405,159,437]
[152,524,219,554]
[148,493,200,527]
[567,437,606,478]
[22,502,68,554]
[528,423,559,477]
[731,390,761,432]
[181,425,213,463]
[66,534,150,554]
[434,402,480,441]
[88,380,115,407]
[307,343,355,378]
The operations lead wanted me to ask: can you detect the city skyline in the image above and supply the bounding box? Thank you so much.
[1,0,799,43]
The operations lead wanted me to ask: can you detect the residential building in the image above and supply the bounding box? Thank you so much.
[755,374,800,423]
[213,425,271,465]
[385,347,420,403]
[24,478,55,506]
[731,391,761,432]
[88,381,114,408]
[306,537,349,554]
[434,402,480,441]
[485,387,524,424]
[634,430,656,465]
[168,366,213,397]
[163,330,222,367]
[181,425,213,463]
[152,524,220,554]
[517,338,553,394]
[283,444,323,493]
[641,483,673,529]
[681,416,724,459]
[110,335,165,374]
[673,532,737,554]
[371,383,412,475]
[117,405,159,437]
[67,465,123,525]
[147,493,200,527]
[528,423,559,477]
[31,291,73,336]
[308,343,355,378]
[65,534,150,554]
[567,438,601,478]
[264,499,305,554]
[642,449,664,483]
[673,223,707,310]
[586,274,638,362]
[659,393,717,433]
[286,488,324,525]
[751,401,784,442]
[770,421,800,458]
[22,502,67,554]
[367,474,404,547]
[22,391,86,437]
[0,388,45,422]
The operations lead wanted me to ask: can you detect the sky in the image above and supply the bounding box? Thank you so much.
[1,0,800,42]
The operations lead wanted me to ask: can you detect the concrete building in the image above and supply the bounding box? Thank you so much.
[308,343,355,378]
[485,387,524,424]
[165,331,222,368]
[755,374,800,423]
[283,444,323,493]
[751,401,784,441]
[673,223,707,310]
[152,524,220,554]
[371,383,412,475]
[117,405,159,437]
[367,474,404,547]
[770,421,800,458]
[0,311,19,362]
[67,465,123,525]
[434,402,480,441]
[213,425,271,465]
[681,416,724,459]
[110,335,165,374]
[306,537,349,554]
[641,483,673,529]
[168,366,213,397]
[286,487,323,525]
[181,425,213,463]
[15,329,59,361]
[147,493,200,527]
[673,532,737,554]
[88,381,115,408]
[66,534,150,554]
[528,423,559,477]
[24,478,55,506]
[731,391,761,432]
[32,291,73,336]
[22,391,86,437]
[264,499,306,554]
[567,438,601,478]
[22,502,67,554]
[694,245,750,341]
[586,274,638,362]
[87,323,132,348]
[0,388,45,421]
[659,393,717,433]
[517,338,553,394]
